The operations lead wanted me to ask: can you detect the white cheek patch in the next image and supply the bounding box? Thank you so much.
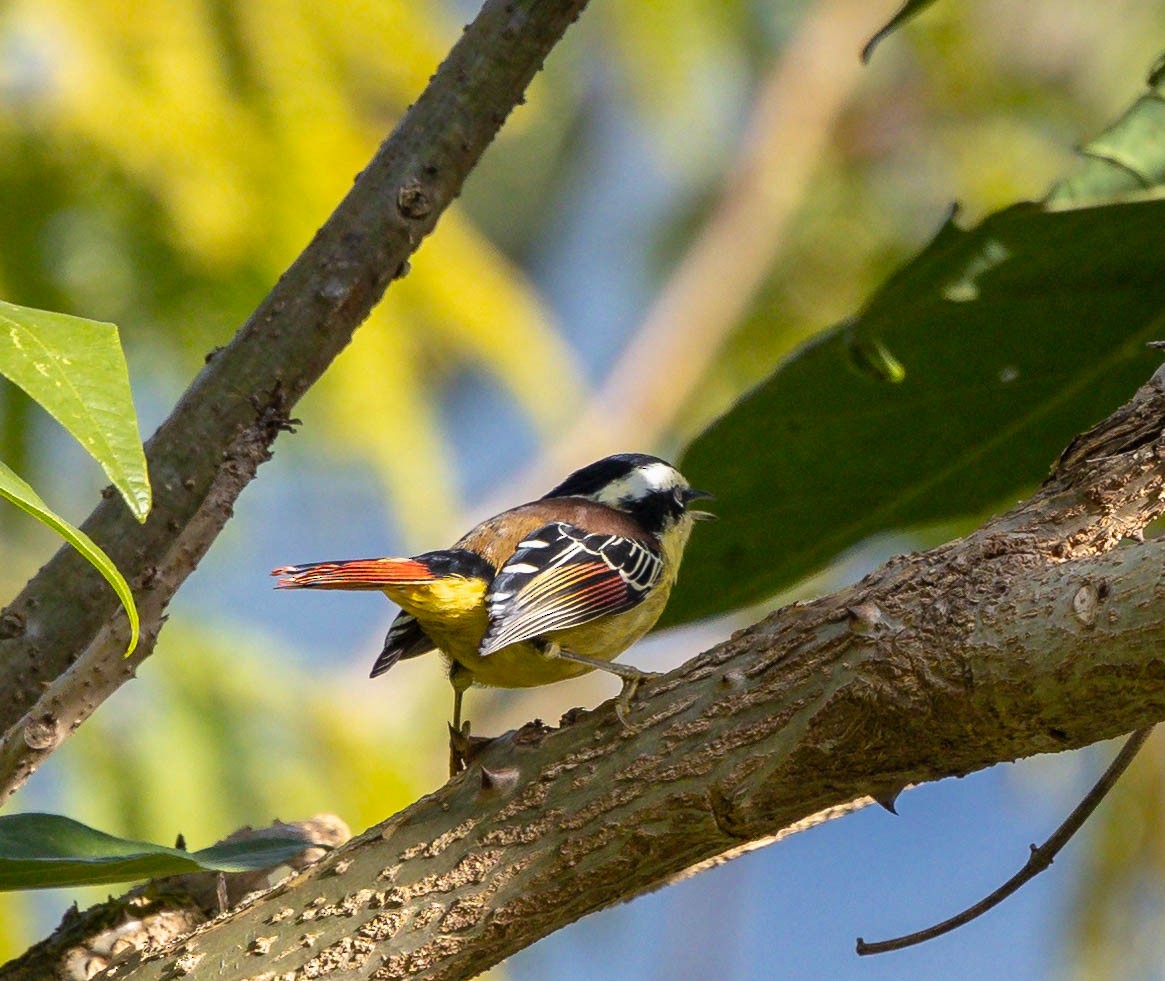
[595,462,683,506]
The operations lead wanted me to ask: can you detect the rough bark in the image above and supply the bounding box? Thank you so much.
[14,365,1157,981]
[0,0,591,805]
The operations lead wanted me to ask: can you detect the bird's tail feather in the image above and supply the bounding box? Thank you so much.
[272,558,436,590]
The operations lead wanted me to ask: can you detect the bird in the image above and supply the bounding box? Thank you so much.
[272,453,713,772]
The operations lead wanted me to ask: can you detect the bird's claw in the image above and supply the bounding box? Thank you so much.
[614,670,660,728]
[448,721,472,776]
[448,722,494,776]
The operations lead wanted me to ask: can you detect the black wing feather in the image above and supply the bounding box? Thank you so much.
[479,522,662,656]
[370,611,435,677]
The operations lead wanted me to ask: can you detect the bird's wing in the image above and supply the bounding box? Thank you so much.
[479,522,662,656]
[370,611,436,678]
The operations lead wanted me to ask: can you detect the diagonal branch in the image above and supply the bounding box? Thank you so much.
[43,364,1165,981]
[0,0,591,805]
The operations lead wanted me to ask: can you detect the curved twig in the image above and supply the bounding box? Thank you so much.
[856,726,1154,956]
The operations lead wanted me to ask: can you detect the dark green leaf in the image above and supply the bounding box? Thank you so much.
[861,0,940,63]
[665,199,1165,626]
[0,813,310,891]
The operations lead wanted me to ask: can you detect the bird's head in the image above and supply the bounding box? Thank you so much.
[544,453,715,541]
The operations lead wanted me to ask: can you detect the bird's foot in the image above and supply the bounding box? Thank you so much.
[448,721,471,776]
[613,667,660,728]
[543,645,659,728]
[447,722,493,777]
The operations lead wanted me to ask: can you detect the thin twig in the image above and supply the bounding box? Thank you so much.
[856,726,1154,956]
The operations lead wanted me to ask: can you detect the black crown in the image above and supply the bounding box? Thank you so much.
[542,453,671,500]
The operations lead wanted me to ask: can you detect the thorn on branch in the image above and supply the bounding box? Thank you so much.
[478,765,519,797]
[718,669,746,690]
[846,602,885,634]
[873,785,906,814]
[397,179,433,220]
[0,610,25,639]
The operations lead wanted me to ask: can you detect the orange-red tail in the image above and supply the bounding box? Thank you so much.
[272,558,436,590]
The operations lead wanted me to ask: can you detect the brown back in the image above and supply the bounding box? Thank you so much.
[454,498,657,570]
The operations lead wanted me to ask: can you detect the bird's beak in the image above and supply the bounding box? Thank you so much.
[683,487,717,520]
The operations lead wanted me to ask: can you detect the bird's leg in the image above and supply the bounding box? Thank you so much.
[542,643,660,726]
[448,662,474,776]
[451,678,465,734]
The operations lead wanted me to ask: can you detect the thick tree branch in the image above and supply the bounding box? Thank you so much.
[0,0,590,804]
[53,365,1164,981]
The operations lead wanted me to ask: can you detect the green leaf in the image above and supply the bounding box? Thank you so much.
[1046,70,1165,208]
[0,460,139,654]
[861,0,940,63]
[665,199,1165,626]
[0,813,311,891]
[0,301,150,521]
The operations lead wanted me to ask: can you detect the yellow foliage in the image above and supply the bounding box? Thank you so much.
[0,0,581,534]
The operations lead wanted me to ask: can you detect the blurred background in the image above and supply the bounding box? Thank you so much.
[0,0,1163,977]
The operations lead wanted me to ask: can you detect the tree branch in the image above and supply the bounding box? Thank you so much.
[52,364,1165,981]
[0,0,591,805]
